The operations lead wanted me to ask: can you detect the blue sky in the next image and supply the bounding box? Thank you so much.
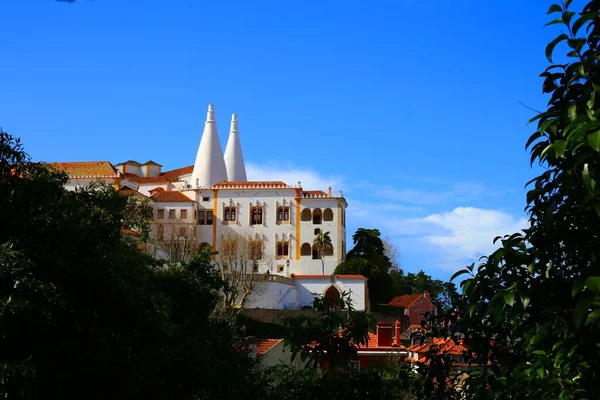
[1,0,566,281]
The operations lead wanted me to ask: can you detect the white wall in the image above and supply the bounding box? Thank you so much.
[294,276,367,311]
[210,187,346,277]
[245,281,298,309]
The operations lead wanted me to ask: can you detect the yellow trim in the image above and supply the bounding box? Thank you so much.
[337,201,343,265]
[212,189,219,254]
[123,164,127,174]
[295,189,302,260]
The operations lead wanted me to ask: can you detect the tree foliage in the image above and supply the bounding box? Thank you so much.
[0,130,260,399]
[453,2,600,398]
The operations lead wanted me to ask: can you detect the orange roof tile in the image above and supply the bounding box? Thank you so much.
[127,176,169,184]
[214,181,291,188]
[149,187,165,193]
[303,190,328,196]
[50,161,118,178]
[118,188,151,200]
[255,339,282,356]
[388,294,423,308]
[161,165,194,182]
[152,191,194,203]
[292,274,366,280]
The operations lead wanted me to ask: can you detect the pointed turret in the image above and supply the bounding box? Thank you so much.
[191,104,228,187]
[224,113,247,182]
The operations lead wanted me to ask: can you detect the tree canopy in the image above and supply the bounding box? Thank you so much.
[453,2,600,398]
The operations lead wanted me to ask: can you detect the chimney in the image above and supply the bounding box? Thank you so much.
[376,322,393,347]
[423,290,431,301]
[395,319,402,346]
[328,186,332,196]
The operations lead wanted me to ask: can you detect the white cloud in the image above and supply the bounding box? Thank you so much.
[353,181,491,205]
[415,207,528,269]
[246,162,343,192]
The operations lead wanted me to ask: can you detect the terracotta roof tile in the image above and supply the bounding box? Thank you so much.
[50,161,118,178]
[303,190,328,196]
[255,339,282,356]
[161,165,194,182]
[214,181,291,188]
[127,176,169,184]
[388,294,423,308]
[152,191,194,203]
[292,274,366,280]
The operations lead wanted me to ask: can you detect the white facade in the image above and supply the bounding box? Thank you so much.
[52,104,363,310]
[294,276,368,311]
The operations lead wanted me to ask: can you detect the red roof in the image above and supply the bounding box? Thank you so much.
[213,181,291,188]
[161,165,194,182]
[50,161,118,178]
[152,191,194,203]
[127,176,169,184]
[292,274,366,280]
[303,190,328,196]
[255,339,282,356]
[388,294,423,308]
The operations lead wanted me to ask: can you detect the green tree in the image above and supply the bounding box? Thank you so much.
[313,230,333,275]
[453,2,600,398]
[0,131,260,399]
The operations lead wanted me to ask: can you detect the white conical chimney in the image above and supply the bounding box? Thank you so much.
[191,104,228,187]
[224,113,247,182]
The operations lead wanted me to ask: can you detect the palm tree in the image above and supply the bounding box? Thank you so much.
[313,230,333,275]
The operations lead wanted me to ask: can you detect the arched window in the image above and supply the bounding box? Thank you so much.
[312,208,322,224]
[301,208,312,221]
[323,245,334,257]
[277,206,290,223]
[248,238,263,260]
[250,206,263,225]
[323,208,334,221]
[300,243,312,256]
[276,241,290,258]
[223,206,236,222]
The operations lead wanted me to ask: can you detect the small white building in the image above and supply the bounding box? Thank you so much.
[51,104,366,310]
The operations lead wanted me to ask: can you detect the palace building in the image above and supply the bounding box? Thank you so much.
[53,104,368,310]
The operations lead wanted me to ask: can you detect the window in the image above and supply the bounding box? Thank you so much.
[251,207,263,225]
[168,209,176,219]
[300,243,312,256]
[202,196,210,202]
[420,298,425,304]
[249,239,263,260]
[314,228,321,235]
[276,241,289,258]
[157,224,164,239]
[222,239,237,257]
[179,227,187,237]
[224,206,236,222]
[323,208,334,221]
[198,211,205,225]
[180,209,187,219]
[312,208,322,224]
[206,211,213,225]
[301,208,312,221]
[277,206,290,223]
[157,209,164,219]
[277,264,284,273]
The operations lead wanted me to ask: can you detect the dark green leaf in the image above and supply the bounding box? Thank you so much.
[574,297,593,328]
[587,131,600,152]
[521,292,531,310]
[504,291,515,307]
[585,276,600,294]
[450,269,469,282]
[546,34,569,62]
[532,350,547,356]
[554,140,567,157]
[547,4,562,14]
[572,12,598,35]
[582,163,595,190]
[569,103,577,121]
[545,18,564,27]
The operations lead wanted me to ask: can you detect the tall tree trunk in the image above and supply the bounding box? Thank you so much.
[321,253,325,275]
